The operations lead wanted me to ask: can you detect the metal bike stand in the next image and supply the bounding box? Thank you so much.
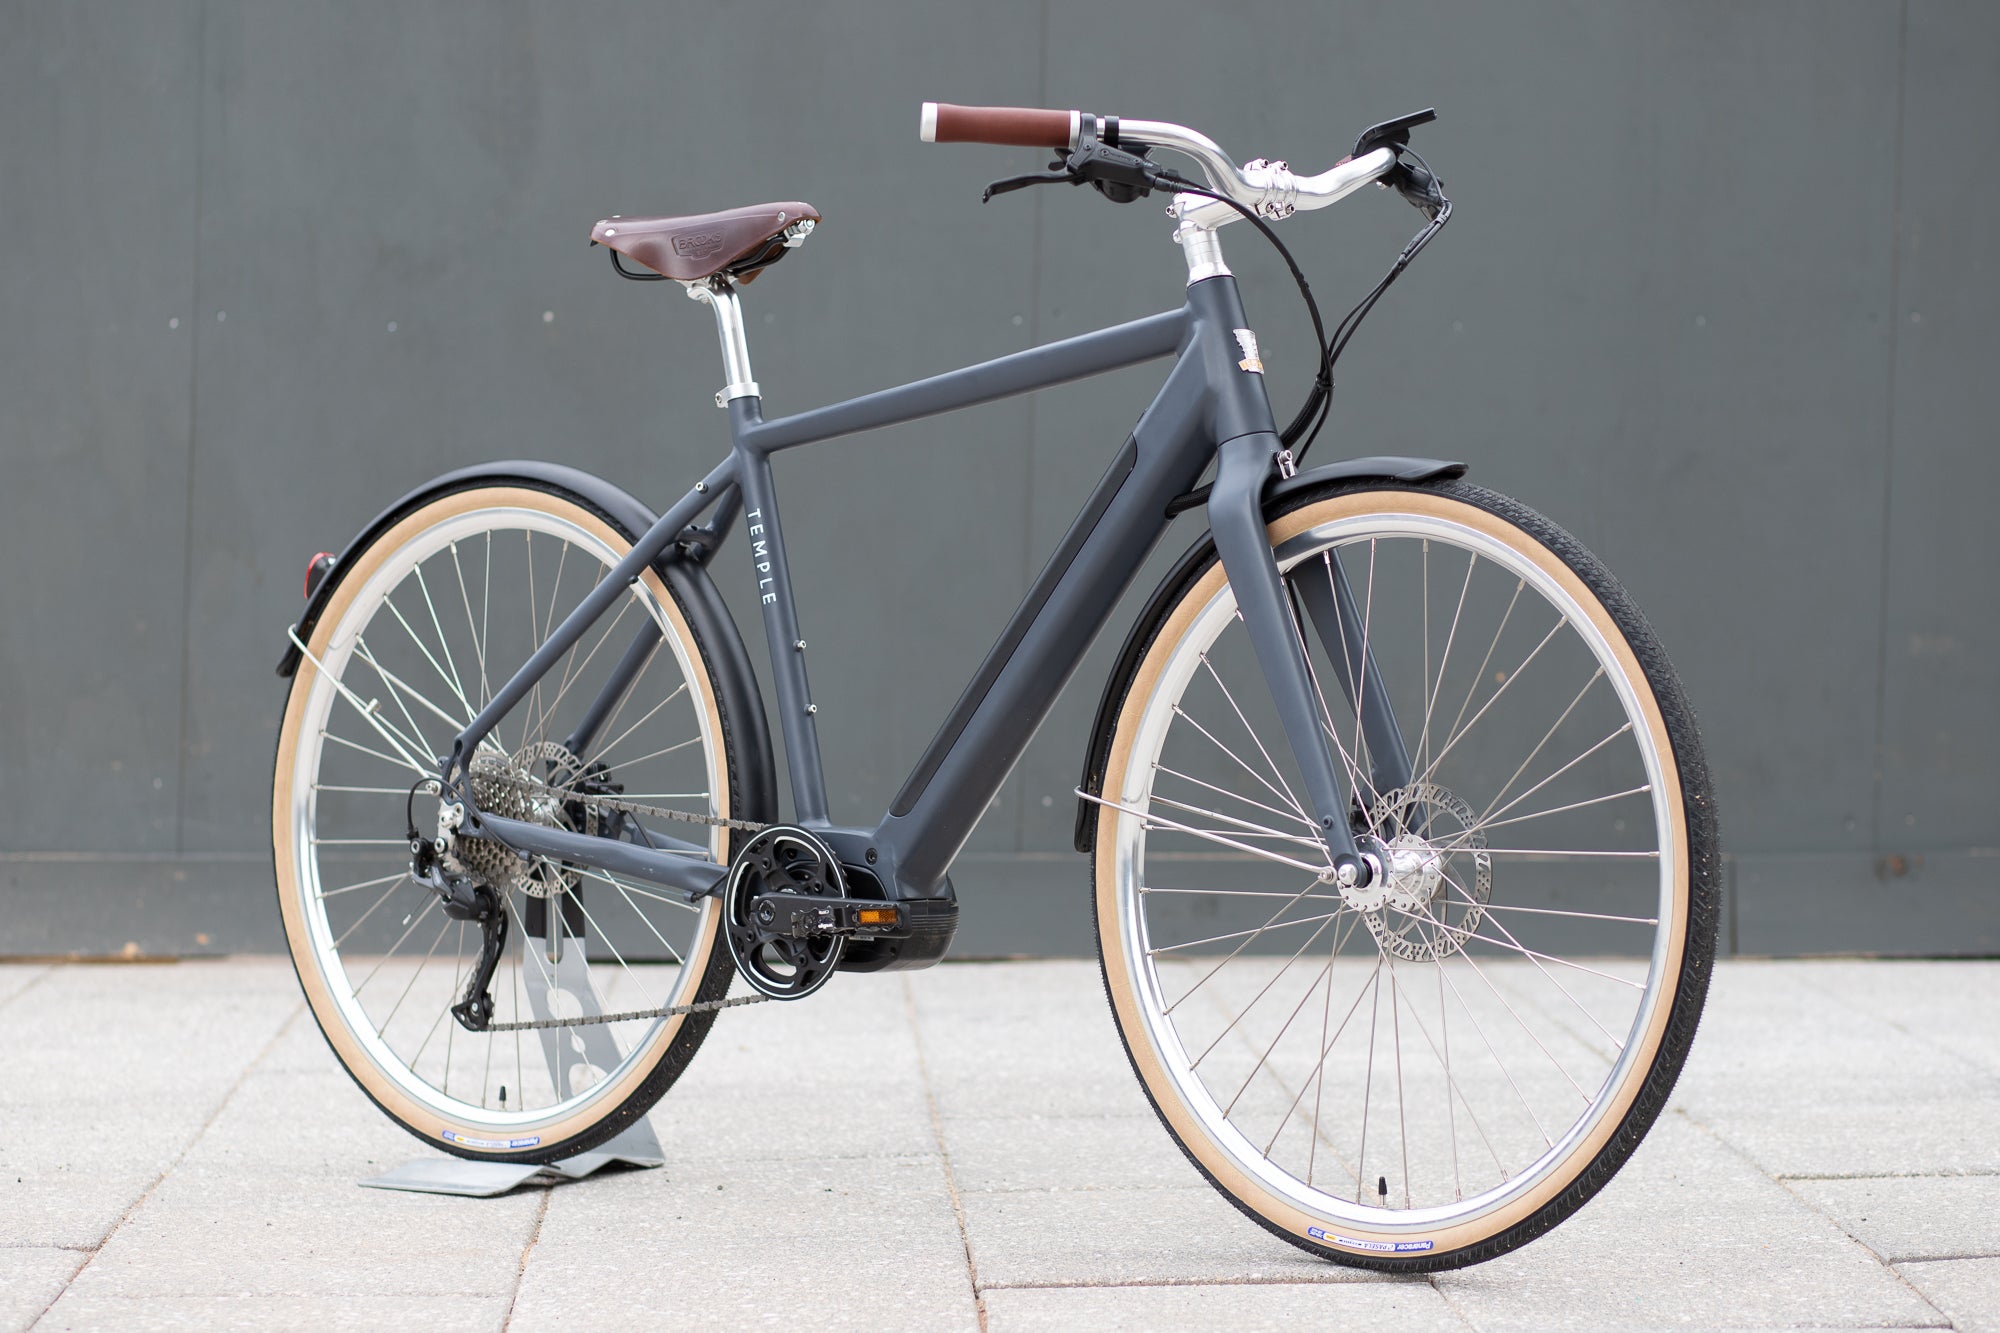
[360,925,665,1198]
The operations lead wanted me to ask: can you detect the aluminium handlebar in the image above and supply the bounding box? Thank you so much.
[918,102,1399,228]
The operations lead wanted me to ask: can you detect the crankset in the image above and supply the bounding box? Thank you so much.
[724,825,895,999]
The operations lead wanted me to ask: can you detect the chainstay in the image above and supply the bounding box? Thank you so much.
[467,768,769,834]
[477,991,768,1033]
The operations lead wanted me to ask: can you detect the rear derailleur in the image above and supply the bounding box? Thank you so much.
[407,778,509,1032]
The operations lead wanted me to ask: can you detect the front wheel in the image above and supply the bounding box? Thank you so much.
[1092,479,1718,1270]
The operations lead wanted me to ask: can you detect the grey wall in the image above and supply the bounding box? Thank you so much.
[3,1,1994,958]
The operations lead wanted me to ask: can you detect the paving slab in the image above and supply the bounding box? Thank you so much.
[938,1113,1202,1194]
[1896,1258,2000,1333]
[958,1185,1372,1288]
[1431,1113,1949,1330]
[1796,962,2000,1079]
[1790,1175,2000,1262]
[0,965,50,1011]
[982,1279,1460,1330]
[509,1154,976,1331]
[0,1247,83,1329]
[1688,1099,2000,1181]
[34,1292,511,1331]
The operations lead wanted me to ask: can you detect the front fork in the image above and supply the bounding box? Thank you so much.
[1205,435,1416,886]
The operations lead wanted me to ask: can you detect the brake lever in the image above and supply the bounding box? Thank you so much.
[982,168,1072,203]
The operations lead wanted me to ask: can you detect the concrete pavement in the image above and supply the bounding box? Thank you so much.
[0,958,1995,1330]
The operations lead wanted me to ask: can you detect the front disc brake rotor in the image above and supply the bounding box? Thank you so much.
[1361,782,1490,962]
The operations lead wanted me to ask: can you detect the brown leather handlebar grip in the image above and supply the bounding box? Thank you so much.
[920,102,1078,149]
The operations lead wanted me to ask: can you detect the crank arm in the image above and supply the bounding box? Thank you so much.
[1205,434,1373,885]
[746,893,904,940]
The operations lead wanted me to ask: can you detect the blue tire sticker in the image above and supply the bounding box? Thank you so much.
[442,1128,541,1150]
[1307,1226,1434,1254]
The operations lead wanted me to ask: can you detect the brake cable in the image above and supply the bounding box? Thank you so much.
[983,127,1449,468]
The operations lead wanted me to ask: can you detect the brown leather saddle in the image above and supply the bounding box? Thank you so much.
[589,202,820,283]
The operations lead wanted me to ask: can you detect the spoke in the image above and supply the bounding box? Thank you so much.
[1171,706,1311,825]
[1433,955,1548,1149]
[312,837,413,847]
[381,594,477,724]
[1435,577,1524,774]
[1153,763,1320,831]
[530,593,638,751]
[1162,876,1344,1015]
[1147,794,1327,850]
[317,869,408,901]
[331,876,410,948]
[351,896,439,994]
[449,540,493,709]
[1387,956,1412,1209]
[349,637,439,763]
[591,733,703,775]
[1193,910,1345,1072]
[291,631,432,776]
[312,784,416,795]
[1438,957,1462,1199]
[1148,909,1344,956]
[1260,954,1380,1174]
[1199,653,1305,817]
[576,866,693,961]
[1143,885,1349,905]
[1454,785,1652,843]
[1479,903,1658,925]
[1459,722,1637,839]
[1390,958,1506,1190]
[1434,877,1639,1054]
[1085,792,1331,876]
[565,883,661,1012]
[1220,929,1349,1125]
[1432,913,1590,1103]
[411,565,469,723]
[376,917,452,1038]
[1413,613,1568,791]
[1455,848,1659,859]
[1412,552,1478,781]
[1475,668,1605,826]
[1354,966,1383,1205]
[586,682,691,770]
[352,635,490,741]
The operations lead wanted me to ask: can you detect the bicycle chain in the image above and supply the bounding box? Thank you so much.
[443,768,774,1031]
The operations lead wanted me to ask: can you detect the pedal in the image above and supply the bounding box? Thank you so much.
[745,893,901,940]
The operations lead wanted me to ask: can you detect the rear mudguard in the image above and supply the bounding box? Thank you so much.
[1072,454,1465,853]
[276,461,778,830]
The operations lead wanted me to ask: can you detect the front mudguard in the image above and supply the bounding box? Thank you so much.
[1072,454,1465,854]
[276,460,778,831]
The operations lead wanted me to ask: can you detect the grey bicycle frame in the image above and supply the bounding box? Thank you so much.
[449,272,1408,902]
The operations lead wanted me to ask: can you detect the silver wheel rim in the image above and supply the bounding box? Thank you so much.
[1111,507,1677,1237]
[286,503,725,1133]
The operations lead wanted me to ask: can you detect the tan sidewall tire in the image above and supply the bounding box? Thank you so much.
[1094,487,1692,1261]
[272,485,729,1157]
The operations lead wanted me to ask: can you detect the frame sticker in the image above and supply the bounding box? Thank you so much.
[1233,328,1265,374]
[1307,1225,1434,1253]
[443,1128,542,1150]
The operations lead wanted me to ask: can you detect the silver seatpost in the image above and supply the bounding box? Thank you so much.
[687,279,759,407]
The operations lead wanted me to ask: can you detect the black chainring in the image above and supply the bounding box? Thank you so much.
[723,826,847,999]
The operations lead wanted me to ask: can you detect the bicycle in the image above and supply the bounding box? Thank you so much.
[272,101,1718,1271]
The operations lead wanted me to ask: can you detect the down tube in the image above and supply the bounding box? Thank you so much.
[874,346,1219,894]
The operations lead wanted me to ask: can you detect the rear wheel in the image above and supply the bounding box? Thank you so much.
[1092,480,1717,1269]
[273,480,742,1161]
